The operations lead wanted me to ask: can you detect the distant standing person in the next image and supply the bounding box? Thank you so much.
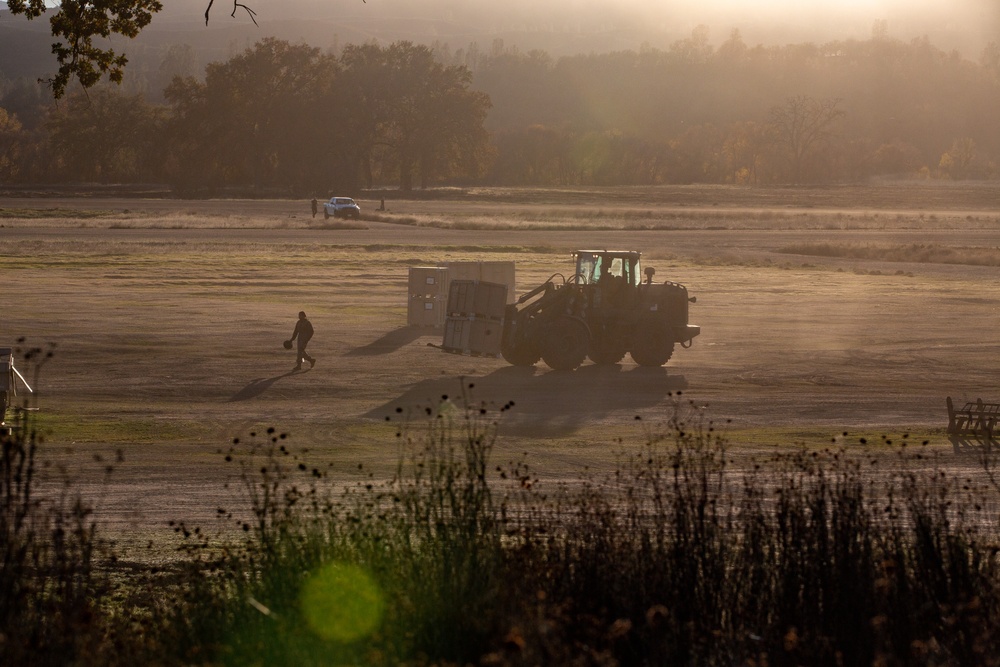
[311,198,318,218]
[289,311,316,370]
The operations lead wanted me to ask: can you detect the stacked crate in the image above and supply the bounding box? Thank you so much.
[444,261,516,304]
[442,280,508,357]
[407,262,516,328]
[407,266,449,327]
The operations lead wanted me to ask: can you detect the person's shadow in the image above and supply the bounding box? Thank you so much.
[228,369,304,401]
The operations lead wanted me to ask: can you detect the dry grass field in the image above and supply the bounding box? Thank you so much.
[2,182,999,555]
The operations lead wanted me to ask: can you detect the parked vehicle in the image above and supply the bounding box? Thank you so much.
[323,197,361,219]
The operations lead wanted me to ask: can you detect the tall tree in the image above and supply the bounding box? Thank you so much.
[341,42,493,190]
[982,42,1000,82]
[45,89,164,182]
[489,124,574,185]
[938,137,981,179]
[0,80,48,132]
[723,121,768,184]
[0,108,25,181]
[768,96,844,183]
[152,44,197,100]
[405,50,493,188]
[164,38,341,194]
[338,44,396,190]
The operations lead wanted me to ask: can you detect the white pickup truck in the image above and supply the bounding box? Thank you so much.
[323,197,361,220]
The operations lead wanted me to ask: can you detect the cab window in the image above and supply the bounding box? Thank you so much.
[576,253,599,284]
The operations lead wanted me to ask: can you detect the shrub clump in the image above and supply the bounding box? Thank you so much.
[152,391,1000,666]
[5,371,1000,665]
[1,343,129,665]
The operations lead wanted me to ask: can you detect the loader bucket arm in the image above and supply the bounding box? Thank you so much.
[514,273,567,306]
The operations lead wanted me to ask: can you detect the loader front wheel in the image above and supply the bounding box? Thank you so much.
[541,316,589,371]
[501,338,540,367]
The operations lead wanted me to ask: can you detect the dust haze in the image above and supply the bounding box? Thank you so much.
[153,0,999,57]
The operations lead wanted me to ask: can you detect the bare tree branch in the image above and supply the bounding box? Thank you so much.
[205,1,259,27]
[232,2,259,26]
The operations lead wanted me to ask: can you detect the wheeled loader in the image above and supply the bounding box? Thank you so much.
[499,250,699,371]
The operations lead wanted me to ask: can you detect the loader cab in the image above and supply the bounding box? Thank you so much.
[574,250,642,287]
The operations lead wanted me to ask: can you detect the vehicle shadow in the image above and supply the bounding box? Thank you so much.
[365,363,689,438]
[228,369,303,401]
[345,326,427,357]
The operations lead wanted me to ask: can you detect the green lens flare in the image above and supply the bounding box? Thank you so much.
[300,562,384,643]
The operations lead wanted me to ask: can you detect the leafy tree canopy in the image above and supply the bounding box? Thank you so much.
[4,1,262,97]
[6,0,164,97]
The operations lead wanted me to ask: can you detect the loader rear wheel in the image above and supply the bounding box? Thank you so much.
[501,338,540,367]
[630,324,674,367]
[541,316,589,371]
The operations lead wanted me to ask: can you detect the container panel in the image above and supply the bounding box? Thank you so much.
[442,317,501,356]
[444,261,481,283]
[468,318,502,356]
[444,261,516,304]
[443,317,471,352]
[447,280,477,316]
[472,281,507,321]
[478,262,517,303]
[408,296,445,327]
[447,280,507,319]
[407,266,449,298]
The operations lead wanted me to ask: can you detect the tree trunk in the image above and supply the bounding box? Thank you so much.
[399,156,413,192]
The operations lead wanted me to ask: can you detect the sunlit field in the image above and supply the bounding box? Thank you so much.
[2,183,999,523]
[5,182,999,231]
[2,183,1000,664]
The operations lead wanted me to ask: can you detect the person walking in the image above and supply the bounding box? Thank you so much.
[311,198,318,218]
[288,311,316,370]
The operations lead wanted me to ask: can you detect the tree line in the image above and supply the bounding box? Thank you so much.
[463,27,1000,185]
[1,39,492,194]
[1,29,998,192]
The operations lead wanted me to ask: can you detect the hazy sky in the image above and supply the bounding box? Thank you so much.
[3,0,998,58]
[656,0,998,52]
[277,0,999,56]
[661,0,997,30]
